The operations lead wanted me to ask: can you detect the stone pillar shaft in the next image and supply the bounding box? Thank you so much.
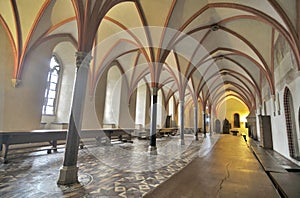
[57,51,92,185]
[203,111,207,137]
[207,113,212,136]
[149,87,158,153]
[194,106,199,140]
[179,100,185,145]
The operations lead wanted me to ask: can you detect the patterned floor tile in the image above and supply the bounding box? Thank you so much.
[0,134,205,197]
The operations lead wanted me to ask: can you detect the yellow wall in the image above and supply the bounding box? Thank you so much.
[217,98,249,133]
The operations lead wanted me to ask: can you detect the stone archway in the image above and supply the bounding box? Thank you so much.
[283,88,299,160]
[215,119,221,133]
[234,113,240,128]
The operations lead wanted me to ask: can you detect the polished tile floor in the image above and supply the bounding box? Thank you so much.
[0,134,215,197]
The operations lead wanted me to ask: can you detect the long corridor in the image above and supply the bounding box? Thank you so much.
[145,135,279,198]
[2,133,299,197]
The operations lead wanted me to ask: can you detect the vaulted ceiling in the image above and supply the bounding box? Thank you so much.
[1,0,299,112]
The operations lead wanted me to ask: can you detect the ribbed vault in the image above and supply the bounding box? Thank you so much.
[1,0,299,113]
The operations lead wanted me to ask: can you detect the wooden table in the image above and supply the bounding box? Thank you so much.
[231,130,239,136]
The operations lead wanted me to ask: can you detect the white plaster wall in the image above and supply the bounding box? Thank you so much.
[83,66,131,130]
[183,100,203,130]
[284,76,300,160]
[270,77,300,162]
[177,104,181,128]
[210,113,215,132]
[55,43,76,123]
[157,90,165,128]
[82,71,102,129]
[1,19,78,131]
[128,89,137,127]
[103,66,121,127]
[168,96,174,118]
[264,97,291,157]
[39,42,76,129]
[135,83,147,127]
[270,90,290,158]
[184,101,194,128]
[268,38,300,161]
[256,112,261,141]
[119,76,136,128]
[265,98,273,116]
[1,38,56,130]
[0,25,13,130]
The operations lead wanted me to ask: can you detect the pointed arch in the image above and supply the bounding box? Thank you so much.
[42,55,62,115]
[283,87,300,159]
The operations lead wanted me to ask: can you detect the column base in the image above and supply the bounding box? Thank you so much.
[148,146,157,155]
[195,135,199,141]
[57,165,79,185]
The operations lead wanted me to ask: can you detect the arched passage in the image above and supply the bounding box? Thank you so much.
[103,66,122,128]
[215,119,221,133]
[234,113,240,128]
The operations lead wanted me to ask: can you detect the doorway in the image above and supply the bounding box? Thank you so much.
[284,88,300,160]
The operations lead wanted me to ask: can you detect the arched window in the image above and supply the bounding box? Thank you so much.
[234,113,240,128]
[42,56,61,115]
[284,87,299,159]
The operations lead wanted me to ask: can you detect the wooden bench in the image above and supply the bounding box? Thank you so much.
[0,128,134,163]
[80,128,134,143]
[249,139,300,197]
[103,128,133,142]
[0,130,67,163]
[157,128,178,137]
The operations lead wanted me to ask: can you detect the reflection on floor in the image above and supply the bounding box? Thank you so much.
[0,134,213,197]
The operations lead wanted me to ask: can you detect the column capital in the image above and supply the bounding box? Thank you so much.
[271,94,276,100]
[11,78,21,88]
[151,87,159,96]
[75,51,92,69]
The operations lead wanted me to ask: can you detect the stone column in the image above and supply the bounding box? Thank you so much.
[258,105,262,115]
[149,87,158,154]
[210,113,214,133]
[207,113,212,136]
[203,111,207,137]
[247,110,258,140]
[194,106,199,141]
[179,100,185,145]
[57,51,92,185]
